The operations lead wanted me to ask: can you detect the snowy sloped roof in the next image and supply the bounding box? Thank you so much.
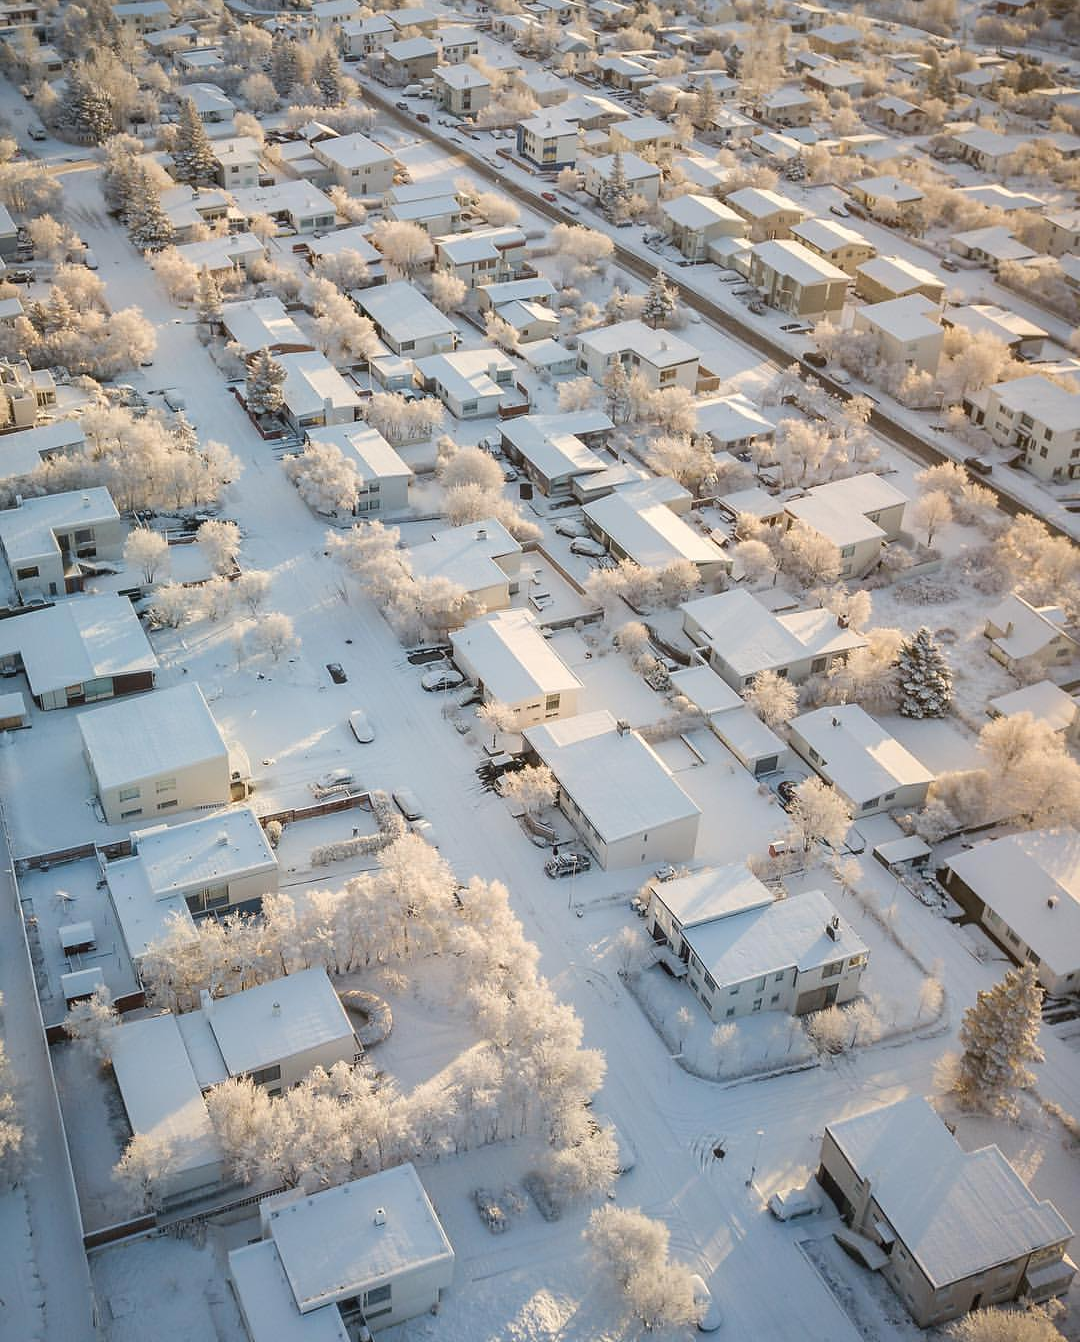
[752,240,848,285]
[988,680,1078,734]
[791,703,933,803]
[307,423,412,484]
[0,595,157,700]
[682,590,866,678]
[856,254,942,294]
[986,591,1077,660]
[584,491,725,570]
[451,609,582,706]
[826,1096,1073,1287]
[669,665,744,716]
[276,351,362,420]
[409,517,520,595]
[500,418,607,484]
[357,280,457,344]
[694,393,773,445]
[220,297,312,355]
[650,862,773,930]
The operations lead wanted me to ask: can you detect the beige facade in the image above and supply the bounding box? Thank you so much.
[747,241,848,321]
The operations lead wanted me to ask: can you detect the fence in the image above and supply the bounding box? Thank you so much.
[258,791,371,828]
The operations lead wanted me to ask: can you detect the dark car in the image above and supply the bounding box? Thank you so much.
[541,191,558,202]
[777,780,799,810]
[964,456,993,476]
[416,112,430,124]
[6,269,35,284]
[326,662,348,684]
[804,351,828,368]
[546,852,591,878]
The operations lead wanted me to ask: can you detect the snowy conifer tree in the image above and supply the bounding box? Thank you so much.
[642,270,679,328]
[62,64,115,144]
[954,962,1044,1118]
[600,149,629,221]
[246,346,286,418]
[896,626,952,718]
[196,267,223,326]
[315,50,344,106]
[694,78,717,130]
[271,35,299,97]
[127,179,174,252]
[173,97,218,185]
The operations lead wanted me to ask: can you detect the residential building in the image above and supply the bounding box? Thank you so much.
[964,376,1080,482]
[941,304,1046,360]
[682,588,866,690]
[356,281,458,358]
[984,591,1079,671]
[383,36,440,84]
[608,116,677,160]
[499,410,612,496]
[874,95,928,133]
[384,191,461,235]
[747,240,849,321]
[0,357,56,428]
[183,82,235,123]
[439,29,481,63]
[794,472,908,540]
[514,69,570,106]
[583,479,727,582]
[576,320,701,391]
[523,709,701,869]
[492,300,559,344]
[854,295,944,376]
[660,194,745,261]
[784,495,884,580]
[220,297,313,358]
[103,805,279,963]
[161,184,235,243]
[433,64,491,117]
[849,175,924,222]
[306,423,412,517]
[1046,209,1080,258]
[0,595,157,711]
[0,420,86,482]
[761,87,815,127]
[649,866,869,1019]
[341,13,395,57]
[111,0,170,33]
[414,348,517,419]
[229,1164,454,1340]
[0,487,124,601]
[818,1097,1075,1327]
[409,518,522,612]
[790,218,876,277]
[725,187,807,239]
[693,394,775,455]
[854,254,944,305]
[174,232,264,279]
[805,63,865,98]
[232,181,337,234]
[668,664,791,777]
[807,21,860,56]
[211,136,261,189]
[516,115,579,171]
[950,226,1036,269]
[386,6,439,35]
[789,703,933,815]
[580,152,661,208]
[433,227,527,288]
[272,351,362,433]
[311,134,396,197]
[78,683,232,825]
[451,609,582,727]
[987,681,1080,745]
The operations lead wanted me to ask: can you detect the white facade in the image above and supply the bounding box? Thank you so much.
[577,320,700,391]
[789,703,934,815]
[356,282,458,358]
[966,376,1080,482]
[414,348,516,418]
[311,134,396,197]
[0,487,125,601]
[854,295,944,376]
[451,609,582,727]
[409,518,522,613]
[984,592,1079,671]
[274,351,362,432]
[306,423,412,517]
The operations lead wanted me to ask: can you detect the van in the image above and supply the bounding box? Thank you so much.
[392,788,423,821]
[403,84,424,97]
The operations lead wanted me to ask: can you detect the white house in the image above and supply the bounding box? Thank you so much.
[854,254,945,306]
[232,181,337,235]
[516,115,580,171]
[0,487,124,601]
[784,493,885,578]
[580,152,661,207]
[220,297,314,357]
[794,473,907,540]
[79,683,232,825]
[694,394,775,455]
[984,592,1079,671]
[724,187,807,239]
[964,376,1080,482]
[0,420,87,482]
[523,709,701,869]
[211,136,261,189]
[409,518,522,612]
[682,588,867,690]
[341,13,395,57]
[383,35,440,84]
[943,829,1080,997]
[433,64,492,117]
[608,115,676,160]
[789,703,934,816]
[356,282,458,358]
[668,664,791,777]
[576,320,701,392]
[311,134,396,197]
[451,609,582,727]
[583,479,728,582]
[818,1097,1075,1327]
[104,805,279,964]
[175,232,264,278]
[274,351,362,433]
[414,348,517,419]
[499,410,612,496]
[660,194,746,261]
[649,866,869,1019]
[229,1164,454,1340]
[0,594,157,710]
[306,423,412,517]
[854,295,944,376]
[988,681,1080,744]
[433,227,527,289]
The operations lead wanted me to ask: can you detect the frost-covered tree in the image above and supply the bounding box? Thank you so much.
[247,611,299,662]
[271,34,300,96]
[235,568,271,614]
[550,223,614,284]
[113,1132,176,1212]
[438,445,504,494]
[61,63,115,144]
[284,440,359,515]
[586,1206,699,1331]
[430,269,467,314]
[246,347,286,418]
[148,582,197,628]
[195,266,223,327]
[63,984,118,1063]
[478,698,517,746]
[600,149,630,221]
[314,249,371,293]
[500,763,557,814]
[641,269,679,328]
[896,626,952,719]
[732,537,777,587]
[779,520,841,588]
[372,220,434,277]
[197,519,242,575]
[127,175,174,252]
[788,777,852,852]
[315,50,344,106]
[911,489,953,546]
[954,962,1044,1118]
[123,528,169,584]
[644,432,714,495]
[947,1304,1067,1342]
[173,97,217,185]
[473,192,521,227]
[744,670,797,727]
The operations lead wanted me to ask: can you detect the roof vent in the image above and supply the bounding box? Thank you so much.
[1048,895,1059,909]
[475,526,487,540]
[831,716,840,727]
[217,831,229,846]
[826,914,841,941]
[82,494,91,508]
[616,718,630,735]
[272,1001,281,1017]
[373,1207,387,1226]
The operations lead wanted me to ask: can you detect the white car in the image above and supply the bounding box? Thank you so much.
[828,368,851,386]
[569,537,606,558]
[421,665,465,692]
[162,388,186,412]
[348,709,374,743]
[767,1186,820,1221]
[316,767,355,791]
[690,1275,722,1332]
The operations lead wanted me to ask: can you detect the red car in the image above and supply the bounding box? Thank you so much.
[416,113,430,124]
[541,191,557,202]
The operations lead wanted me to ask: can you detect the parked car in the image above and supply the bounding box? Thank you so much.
[569,537,606,558]
[554,520,588,538]
[392,788,423,821]
[804,350,827,368]
[545,852,591,878]
[326,662,348,684]
[348,709,374,743]
[940,257,959,272]
[541,191,557,202]
[316,767,355,791]
[561,201,580,215]
[829,203,849,218]
[964,455,993,476]
[777,780,799,810]
[781,323,810,334]
[27,123,46,141]
[690,1275,722,1332]
[395,100,408,110]
[162,388,186,412]
[828,368,851,386]
[653,865,678,882]
[502,465,518,482]
[7,269,35,284]
[421,665,465,691]
[82,249,98,270]
[768,1186,820,1221]
[417,113,430,124]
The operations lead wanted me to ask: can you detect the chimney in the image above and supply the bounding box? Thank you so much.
[373,1207,387,1226]
[1048,895,1059,909]
[217,831,229,846]
[831,716,840,727]
[475,526,487,541]
[616,718,630,735]
[272,1001,281,1017]
[825,914,841,941]
[82,494,91,508]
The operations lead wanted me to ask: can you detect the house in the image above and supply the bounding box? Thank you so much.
[793,472,908,541]
[499,410,612,496]
[806,21,861,57]
[229,1164,454,1340]
[0,357,54,428]
[693,394,774,455]
[387,6,439,36]
[516,115,579,171]
[311,134,396,197]
[556,93,629,133]
[409,518,522,612]
[183,82,235,124]
[103,805,278,963]
[356,282,458,358]
[946,127,1023,170]
[956,184,1045,215]
[433,64,492,117]
[583,479,727,582]
[849,175,923,222]
[383,36,440,84]
[307,226,384,285]
[161,184,234,242]
[594,54,655,93]
[805,63,865,98]
[854,254,944,305]
[874,95,928,133]
[1046,209,1080,258]
[111,0,169,33]
[272,352,362,433]
[520,338,577,378]
[492,300,559,344]
[790,218,876,277]
[175,232,264,279]
[749,130,805,164]
[649,866,869,1019]
[984,592,1079,671]
[660,194,745,261]
[964,377,1080,482]
[305,0,361,33]
[341,13,395,57]
[725,187,807,240]
[0,420,87,483]
[232,181,337,234]
[682,588,866,689]
[818,1096,1075,1327]
[950,226,1035,268]
[433,227,527,288]
[789,703,933,816]
[580,152,661,207]
[988,681,1080,744]
[668,664,791,777]
[174,46,225,77]
[761,88,815,128]
[854,295,944,376]
[941,304,1046,361]
[306,423,412,517]
[608,116,676,160]
[78,683,232,825]
[439,29,481,63]
[0,595,157,711]
[0,487,124,601]
[576,320,701,391]
[747,240,849,322]
[211,136,261,189]
[414,348,517,419]
[451,609,582,727]
[384,190,461,235]
[514,68,570,106]
[523,709,701,869]
[220,297,314,358]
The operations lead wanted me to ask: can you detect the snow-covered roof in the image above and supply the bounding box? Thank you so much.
[233,180,337,224]
[211,135,261,166]
[435,226,525,264]
[804,472,908,518]
[452,609,582,706]
[0,487,118,564]
[716,486,785,522]
[385,178,460,206]
[483,278,557,307]
[952,226,1035,263]
[579,319,699,369]
[826,1096,1073,1288]
[410,517,520,595]
[987,592,1078,661]
[356,281,457,344]
[791,703,933,804]
[265,1163,454,1314]
[711,703,786,764]
[0,420,86,479]
[988,377,1080,434]
[276,351,362,420]
[415,348,515,406]
[651,862,773,930]
[852,174,924,203]
[135,805,275,897]
[668,665,745,716]
[584,489,724,570]
[791,217,873,254]
[307,226,381,265]
[726,186,806,220]
[385,35,438,59]
[957,184,1045,212]
[518,114,578,139]
[307,423,412,484]
[500,414,608,484]
[662,193,744,230]
[313,132,393,170]
[682,589,867,678]
[386,194,460,225]
[942,304,1045,347]
[434,63,490,89]
[524,709,700,844]
[856,254,942,294]
[684,887,866,986]
[228,1241,350,1342]
[785,491,887,548]
[856,293,943,345]
[988,681,1079,734]
[203,968,355,1077]
[610,115,672,144]
[946,829,1080,978]
[0,595,157,700]
[694,393,774,445]
[175,232,264,273]
[752,240,848,286]
[78,683,228,791]
[109,1013,224,1179]
[220,297,311,355]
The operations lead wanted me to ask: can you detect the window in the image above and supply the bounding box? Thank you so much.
[754,976,766,992]
[251,1064,282,1086]
[725,1007,735,1018]
[120,808,143,820]
[752,998,762,1012]
[822,960,844,978]
[771,993,781,1004]
[729,983,739,995]
[364,1284,392,1318]
[703,971,717,993]
[15,566,38,580]
[461,401,478,415]
[118,786,140,802]
[811,657,827,673]
[156,777,177,794]
[400,339,415,352]
[545,694,560,711]
[774,970,786,982]
[861,797,879,811]
[157,799,178,810]
[840,545,855,558]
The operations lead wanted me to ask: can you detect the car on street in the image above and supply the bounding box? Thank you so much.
[829,203,849,217]
[316,768,355,792]
[545,852,591,878]
[326,662,348,684]
[27,123,46,141]
[653,865,678,882]
[392,788,423,821]
[421,665,465,691]
[690,1275,722,1332]
[804,351,827,368]
[829,368,851,385]
[768,1186,820,1221]
[940,257,959,272]
[395,100,408,110]
[348,709,374,743]
[541,191,557,202]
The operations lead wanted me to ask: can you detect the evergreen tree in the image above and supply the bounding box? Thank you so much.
[62,64,115,145]
[127,171,175,252]
[896,626,952,718]
[103,151,137,219]
[603,359,630,423]
[315,50,343,106]
[196,266,223,326]
[695,78,717,131]
[954,963,1044,1118]
[247,347,286,417]
[641,270,679,328]
[271,35,299,97]
[600,148,630,221]
[45,289,76,333]
[174,98,218,185]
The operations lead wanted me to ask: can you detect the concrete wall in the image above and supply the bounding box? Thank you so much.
[95,753,232,826]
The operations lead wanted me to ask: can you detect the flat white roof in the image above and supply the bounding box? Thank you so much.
[989,376,1080,433]
[307,226,381,265]
[946,828,1080,978]
[204,967,354,1077]
[587,152,661,183]
[579,319,699,369]
[651,862,773,929]
[711,703,786,763]
[277,351,362,419]
[78,682,227,790]
[357,280,457,343]
[314,132,393,170]
[791,703,933,803]
[524,709,700,845]
[229,1242,349,1342]
[804,472,908,515]
[853,174,923,203]
[435,63,490,89]
[827,1096,1072,1287]
[988,680,1078,733]
[610,115,671,142]
[0,420,86,478]
[684,887,866,986]
[451,609,582,705]
[726,187,805,220]
[584,490,723,569]
[176,233,264,270]
[307,423,411,484]
[233,180,336,221]
[132,805,276,897]
[0,594,156,699]
[668,665,745,716]
[683,589,866,678]
[792,216,873,253]
[267,1163,454,1314]
[694,393,774,443]
[662,194,742,229]
[410,517,520,594]
[0,487,118,563]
